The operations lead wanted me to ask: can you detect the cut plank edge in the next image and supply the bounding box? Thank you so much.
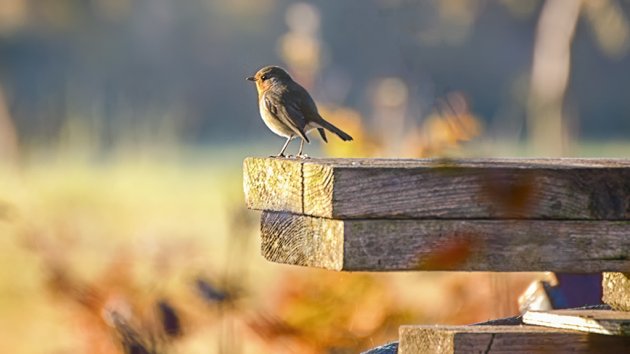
[523,310,630,336]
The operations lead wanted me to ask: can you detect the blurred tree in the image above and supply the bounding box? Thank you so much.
[0,84,19,164]
[528,0,582,155]
[528,0,630,155]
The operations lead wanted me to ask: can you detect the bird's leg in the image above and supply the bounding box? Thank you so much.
[275,136,292,157]
[296,138,309,159]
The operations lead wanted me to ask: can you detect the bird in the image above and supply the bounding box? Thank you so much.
[246,66,353,158]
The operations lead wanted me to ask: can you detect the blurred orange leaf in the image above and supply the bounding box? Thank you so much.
[416,233,479,270]
[480,171,538,217]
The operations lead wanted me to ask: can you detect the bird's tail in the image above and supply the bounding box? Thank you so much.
[316,117,353,141]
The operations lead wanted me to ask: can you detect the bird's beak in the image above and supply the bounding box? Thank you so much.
[246,76,256,82]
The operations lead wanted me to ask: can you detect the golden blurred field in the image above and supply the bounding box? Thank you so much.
[0,149,248,352]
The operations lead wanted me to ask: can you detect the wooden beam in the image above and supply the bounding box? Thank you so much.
[399,325,630,354]
[260,211,343,270]
[243,157,304,213]
[603,272,630,311]
[523,310,630,335]
[244,157,630,220]
[260,211,630,272]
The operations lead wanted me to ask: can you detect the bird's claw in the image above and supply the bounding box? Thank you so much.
[272,154,308,159]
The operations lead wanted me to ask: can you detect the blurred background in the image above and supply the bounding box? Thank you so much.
[0,0,628,353]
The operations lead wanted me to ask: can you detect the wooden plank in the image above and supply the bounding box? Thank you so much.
[399,325,630,354]
[523,310,630,335]
[603,272,630,311]
[260,211,343,270]
[244,157,630,219]
[243,157,304,213]
[260,211,630,272]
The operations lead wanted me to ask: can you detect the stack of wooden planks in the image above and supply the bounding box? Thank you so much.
[243,157,630,353]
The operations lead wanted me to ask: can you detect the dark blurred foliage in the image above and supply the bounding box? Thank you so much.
[196,278,232,303]
[157,300,182,338]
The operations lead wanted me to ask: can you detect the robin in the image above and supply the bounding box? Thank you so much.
[246,66,353,157]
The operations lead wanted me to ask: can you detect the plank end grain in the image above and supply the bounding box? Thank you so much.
[603,272,630,311]
[260,211,344,270]
[302,162,335,217]
[399,325,630,354]
[243,157,303,214]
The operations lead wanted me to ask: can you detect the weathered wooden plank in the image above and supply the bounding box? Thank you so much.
[260,211,343,270]
[399,325,630,354]
[603,272,630,311]
[243,157,304,213]
[523,310,630,335]
[260,211,630,272]
[244,157,630,219]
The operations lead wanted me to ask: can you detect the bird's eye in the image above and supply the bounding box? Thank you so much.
[261,74,268,81]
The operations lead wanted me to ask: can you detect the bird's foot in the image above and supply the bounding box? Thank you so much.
[271,153,286,158]
[296,154,310,159]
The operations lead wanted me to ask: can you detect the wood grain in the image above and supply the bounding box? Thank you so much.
[523,310,630,336]
[603,272,630,311]
[399,325,630,354]
[260,211,630,272]
[260,211,343,270]
[244,157,630,219]
[243,157,304,213]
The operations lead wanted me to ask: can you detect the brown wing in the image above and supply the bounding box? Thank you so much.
[263,91,309,142]
[290,83,353,142]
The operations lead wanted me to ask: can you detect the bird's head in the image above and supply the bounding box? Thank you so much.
[246,66,292,94]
